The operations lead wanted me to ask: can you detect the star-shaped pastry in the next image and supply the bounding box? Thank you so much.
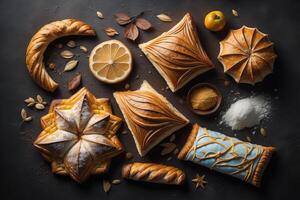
[192,174,207,189]
[139,13,213,92]
[34,88,123,183]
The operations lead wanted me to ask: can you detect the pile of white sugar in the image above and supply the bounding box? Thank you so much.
[221,96,270,130]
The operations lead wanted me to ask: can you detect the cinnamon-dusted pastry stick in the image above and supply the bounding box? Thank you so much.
[114,80,189,156]
[26,19,96,92]
[139,13,213,92]
[178,124,275,187]
[122,162,186,185]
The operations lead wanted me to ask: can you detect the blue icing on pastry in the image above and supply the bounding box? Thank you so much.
[186,127,264,183]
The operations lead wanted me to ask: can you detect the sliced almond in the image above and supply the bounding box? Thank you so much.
[21,108,27,120]
[24,116,33,122]
[66,40,76,48]
[103,179,111,193]
[60,50,74,59]
[80,46,88,53]
[24,97,35,104]
[97,11,104,19]
[112,179,121,184]
[35,103,45,110]
[64,60,78,72]
[36,95,43,103]
[232,9,239,16]
[156,14,172,22]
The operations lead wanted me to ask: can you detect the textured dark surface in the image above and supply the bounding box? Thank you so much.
[0,0,299,199]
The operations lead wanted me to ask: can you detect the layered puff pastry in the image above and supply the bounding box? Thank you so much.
[34,88,123,183]
[122,162,186,185]
[178,124,275,187]
[26,19,96,92]
[218,26,277,85]
[114,81,189,156]
[139,13,214,92]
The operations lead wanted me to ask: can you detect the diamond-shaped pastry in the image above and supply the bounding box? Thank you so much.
[139,13,213,92]
[34,88,123,183]
[218,26,277,85]
[114,81,189,156]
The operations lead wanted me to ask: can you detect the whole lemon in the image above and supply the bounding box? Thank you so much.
[204,11,226,32]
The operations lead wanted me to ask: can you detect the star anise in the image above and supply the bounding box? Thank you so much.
[192,174,207,189]
[114,12,152,41]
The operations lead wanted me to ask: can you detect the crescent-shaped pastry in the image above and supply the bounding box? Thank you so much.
[139,13,214,92]
[34,87,123,183]
[114,80,189,156]
[178,124,275,187]
[122,162,186,185]
[218,26,277,85]
[26,19,96,92]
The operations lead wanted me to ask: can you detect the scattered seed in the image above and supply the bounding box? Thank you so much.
[124,83,130,90]
[102,179,111,193]
[148,70,152,74]
[112,179,121,184]
[48,63,56,70]
[246,136,251,142]
[126,152,133,160]
[36,95,43,103]
[260,128,267,137]
[64,60,78,72]
[97,11,104,19]
[121,130,128,135]
[104,27,119,37]
[21,108,27,120]
[80,46,88,53]
[66,40,76,48]
[232,9,239,17]
[167,157,172,161]
[42,101,47,105]
[27,102,35,107]
[68,73,81,91]
[24,97,35,104]
[169,134,176,142]
[35,103,45,110]
[60,50,74,59]
[157,14,172,22]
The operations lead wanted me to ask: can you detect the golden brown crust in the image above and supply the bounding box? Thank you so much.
[122,162,186,185]
[26,19,96,92]
[139,13,213,92]
[251,147,275,187]
[177,123,199,160]
[218,26,277,85]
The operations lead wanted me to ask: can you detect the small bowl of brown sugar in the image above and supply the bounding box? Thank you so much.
[187,83,222,116]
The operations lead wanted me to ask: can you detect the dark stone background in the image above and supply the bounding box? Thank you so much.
[0,0,299,199]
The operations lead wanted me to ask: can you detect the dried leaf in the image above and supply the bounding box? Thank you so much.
[21,108,27,120]
[80,46,88,53]
[64,60,78,72]
[66,40,76,48]
[35,103,45,110]
[112,179,121,185]
[96,11,104,19]
[68,73,81,91]
[124,23,139,41]
[24,97,35,104]
[232,9,239,16]
[135,17,152,30]
[260,128,267,137]
[60,50,74,59]
[104,27,119,37]
[103,179,111,193]
[114,13,131,25]
[161,143,177,156]
[36,95,43,103]
[169,134,176,142]
[156,14,172,22]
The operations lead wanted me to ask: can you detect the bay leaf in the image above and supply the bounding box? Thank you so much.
[68,73,81,91]
[114,13,131,25]
[135,17,152,30]
[64,60,78,72]
[124,23,139,41]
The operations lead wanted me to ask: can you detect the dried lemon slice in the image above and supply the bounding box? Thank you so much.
[89,40,132,84]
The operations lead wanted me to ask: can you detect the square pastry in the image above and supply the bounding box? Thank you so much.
[114,81,189,156]
[139,13,214,92]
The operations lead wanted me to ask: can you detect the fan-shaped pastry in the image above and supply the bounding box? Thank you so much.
[139,13,214,92]
[122,162,186,185]
[178,124,275,187]
[34,87,123,183]
[26,19,96,92]
[218,26,277,85]
[114,80,189,156]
